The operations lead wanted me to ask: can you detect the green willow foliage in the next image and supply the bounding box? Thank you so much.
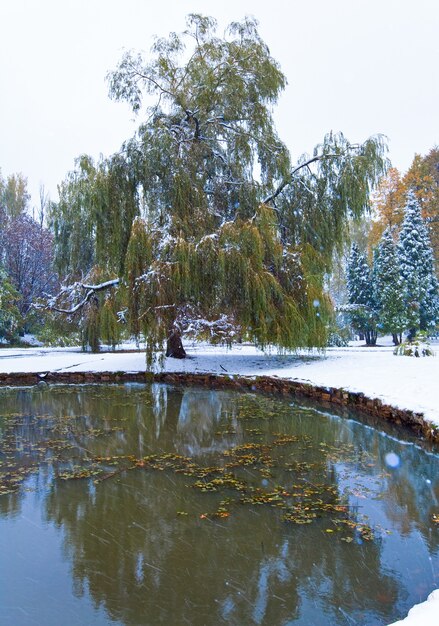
[51,154,138,276]
[49,14,388,357]
[0,267,21,341]
[124,207,332,360]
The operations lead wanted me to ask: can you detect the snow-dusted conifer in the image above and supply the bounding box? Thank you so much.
[398,191,439,335]
[346,243,378,345]
[373,227,407,344]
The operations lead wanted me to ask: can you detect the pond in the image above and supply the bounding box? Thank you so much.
[0,383,438,626]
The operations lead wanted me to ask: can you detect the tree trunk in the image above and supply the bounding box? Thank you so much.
[407,328,417,342]
[166,329,187,359]
[392,333,400,346]
[364,330,377,346]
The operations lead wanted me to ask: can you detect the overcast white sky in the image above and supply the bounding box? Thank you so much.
[1,0,438,209]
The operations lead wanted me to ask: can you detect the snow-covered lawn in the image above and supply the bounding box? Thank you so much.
[0,339,438,625]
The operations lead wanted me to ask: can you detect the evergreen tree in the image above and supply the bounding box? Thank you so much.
[403,149,439,270]
[398,191,439,336]
[49,15,388,357]
[373,228,407,344]
[346,243,378,345]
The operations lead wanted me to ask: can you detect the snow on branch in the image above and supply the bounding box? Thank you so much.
[80,279,120,291]
[177,307,240,343]
[46,279,120,314]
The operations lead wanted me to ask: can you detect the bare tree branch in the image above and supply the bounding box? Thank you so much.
[263,155,323,205]
[263,149,359,204]
[48,279,120,314]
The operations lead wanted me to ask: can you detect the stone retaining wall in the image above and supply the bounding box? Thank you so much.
[0,370,437,442]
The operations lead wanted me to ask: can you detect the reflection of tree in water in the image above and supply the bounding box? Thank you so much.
[0,383,244,455]
[0,487,22,518]
[325,415,439,552]
[1,384,438,624]
[173,387,246,457]
[38,388,400,624]
[43,464,401,625]
[381,450,439,552]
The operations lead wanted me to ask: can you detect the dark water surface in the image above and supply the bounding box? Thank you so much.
[0,383,438,626]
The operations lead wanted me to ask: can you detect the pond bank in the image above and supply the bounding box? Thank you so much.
[0,369,437,443]
[1,342,438,428]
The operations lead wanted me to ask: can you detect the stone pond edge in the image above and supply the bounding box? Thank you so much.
[0,370,438,443]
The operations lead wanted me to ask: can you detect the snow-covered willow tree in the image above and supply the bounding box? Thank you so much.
[49,14,388,359]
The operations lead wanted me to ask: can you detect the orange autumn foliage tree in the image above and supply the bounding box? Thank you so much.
[404,149,439,267]
[369,149,439,274]
[369,167,406,247]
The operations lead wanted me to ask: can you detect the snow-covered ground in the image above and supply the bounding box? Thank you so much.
[389,590,439,626]
[0,338,438,625]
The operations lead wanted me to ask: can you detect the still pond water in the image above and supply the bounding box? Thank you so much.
[0,383,438,626]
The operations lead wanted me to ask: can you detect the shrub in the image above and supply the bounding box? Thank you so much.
[393,331,434,357]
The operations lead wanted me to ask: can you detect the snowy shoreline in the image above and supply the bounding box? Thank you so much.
[1,339,438,429]
[0,340,438,625]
